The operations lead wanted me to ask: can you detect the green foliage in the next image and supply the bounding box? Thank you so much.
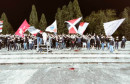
[39,13,47,31]
[120,7,130,40]
[1,12,14,34]
[84,9,118,35]
[29,5,39,28]
[68,1,74,20]
[55,8,66,34]
[73,0,83,19]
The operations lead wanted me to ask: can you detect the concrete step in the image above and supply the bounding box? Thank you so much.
[0,54,130,59]
[0,58,130,64]
[0,54,130,64]
[0,51,130,55]
[0,41,129,64]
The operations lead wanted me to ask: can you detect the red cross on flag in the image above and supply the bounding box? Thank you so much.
[15,20,30,37]
[65,17,82,34]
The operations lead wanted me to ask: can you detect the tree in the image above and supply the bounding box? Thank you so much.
[73,0,83,19]
[67,1,74,20]
[95,10,106,34]
[39,13,47,31]
[120,7,130,40]
[29,5,39,28]
[85,11,97,34]
[85,10,106,34]
[84,9,118,35]
[55,8,65,34]
[1,12,14,34]
[61,5,70,34]
[105,9,117,21]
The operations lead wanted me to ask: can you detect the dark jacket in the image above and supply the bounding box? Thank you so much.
[110,40,114,45]
[101,37,105,43]
[40,34,43,38]
[106,38,110,43]
[36,33,41,37]
[96,38,100,44]
[122,38,127,43]
[17,38,21,44]
[115,38,119,43]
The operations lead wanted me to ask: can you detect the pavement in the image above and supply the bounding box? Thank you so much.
[0,64,130,84]
[0,41,129,84]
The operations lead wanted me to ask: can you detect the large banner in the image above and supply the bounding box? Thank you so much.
[0,21,3,33]
[65,17,82,34]
[15,20,30,37]
[78,22,89,35]
[103,18,125,36]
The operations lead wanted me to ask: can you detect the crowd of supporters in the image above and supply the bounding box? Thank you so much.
[0,32,127,53]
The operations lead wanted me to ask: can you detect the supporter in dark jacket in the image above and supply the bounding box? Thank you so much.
[34,37,37,49]
[23,36,28,50]
[0,37,2,50]
[71,35,76,50]
[36,32,41,51]
[3,37,7,48]
[115,36,119,50]
[96,36,101,50]
[40,33,43,45]
[17,37,21,50]
[10,39,14,50]
[87,36,91,50]
[106,37,110,49]
[55,35,59,49]
[110,37,114,53]
[101,36,105,51]
[76,36,82,49]
[7,37,11,51]
[13,37,18,50]
[121,36,127,48]
[59,36,63,49]
[21,38,24,49]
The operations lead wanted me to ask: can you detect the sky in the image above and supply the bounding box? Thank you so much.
[0,0,130,31]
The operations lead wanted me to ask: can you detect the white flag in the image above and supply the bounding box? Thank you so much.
[103,18,125,36]
[28,26,40,35]
[45,20,57,33]
[78,22,89,35]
